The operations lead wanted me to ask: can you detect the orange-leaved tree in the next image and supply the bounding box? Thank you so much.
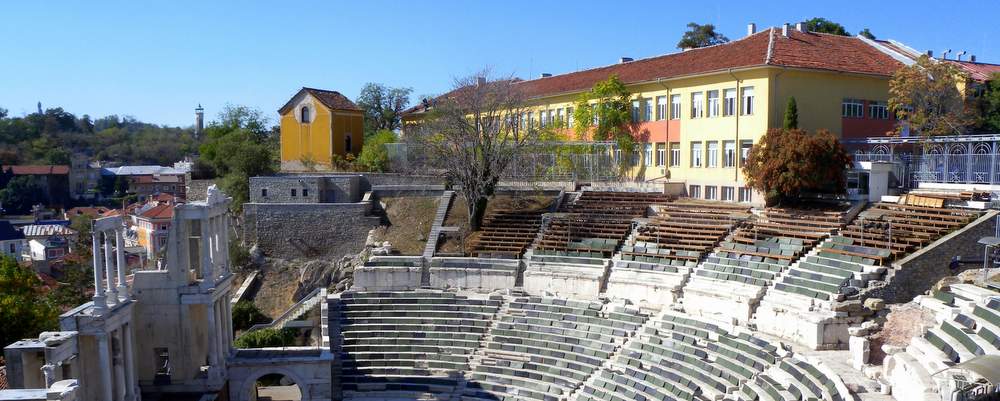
[742,128,852,205]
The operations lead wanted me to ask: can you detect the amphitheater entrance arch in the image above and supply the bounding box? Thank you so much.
[228,348,333,401]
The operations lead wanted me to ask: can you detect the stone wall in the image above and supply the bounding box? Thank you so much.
[249,175,360,204]
[185,179,216,201]
[870,210,998,304]
[243,202,379,260]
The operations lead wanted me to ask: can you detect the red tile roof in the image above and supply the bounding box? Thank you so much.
[138,203,174,220]
[405,28,905,115]
[279,87,361,114]
[769,30,904,76]
[949,60,1000,82]
[65,206,111,219]
[2,165,70,175]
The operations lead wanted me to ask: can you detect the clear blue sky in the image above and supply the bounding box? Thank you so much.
[2,1,997,128]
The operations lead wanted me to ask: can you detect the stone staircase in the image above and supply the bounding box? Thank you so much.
[242,287,327,335]
[423,191,455,259]
[566,305,658,401]
[450,294,513,401]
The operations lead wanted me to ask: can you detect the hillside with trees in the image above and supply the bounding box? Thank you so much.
[0,106,200,166]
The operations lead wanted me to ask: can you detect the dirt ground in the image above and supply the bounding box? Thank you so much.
[370,195,438,255]
[250,262,302,318]
[868,302,937,364]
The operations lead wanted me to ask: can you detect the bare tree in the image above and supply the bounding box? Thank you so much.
[409,71,539,230]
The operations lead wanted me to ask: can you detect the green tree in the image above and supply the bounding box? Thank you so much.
[859,28,876,40]
[783,97,799,129]
[0,255,58,347]
[742,128,852,205]
[0,176,46,214]
[198,105,278,212]
[803,18,851,36]
[356,83,412,135]
[232,301,271,332]
[356,130,397,172]
[572,75,636,177]
[677,22,729,49]
[234,327,296,348]
[977,73,1000,132]
[889,55,968,137]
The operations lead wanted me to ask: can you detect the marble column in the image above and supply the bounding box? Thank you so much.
[200,220,212,284]
[97,333,113,401]
[92,231,107,311]
[216,300,225,362]
[115,228,128,301]
[104,233,118,303]
[123,323,136,400]
[205,301,219,370]
[223,299,233,352]
[220,215,230,273]
[113,328,125,401]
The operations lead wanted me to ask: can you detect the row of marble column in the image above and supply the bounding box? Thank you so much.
[95,322,137,401]
[205,296,234,374]
[199,214,230,286]
[92,227,128,312]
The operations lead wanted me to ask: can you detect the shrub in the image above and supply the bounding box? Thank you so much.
[356,130,397,172]
[231,300,270,332]
[742,128,851,205]
[234,327,296,348]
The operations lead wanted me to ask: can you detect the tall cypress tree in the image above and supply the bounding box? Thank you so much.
[784,97,799,129]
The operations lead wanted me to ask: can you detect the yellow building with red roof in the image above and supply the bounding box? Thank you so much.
[404,23,996,204]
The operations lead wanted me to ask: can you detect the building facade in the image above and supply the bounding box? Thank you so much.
[279,87,365,171]
[404,23,927,204]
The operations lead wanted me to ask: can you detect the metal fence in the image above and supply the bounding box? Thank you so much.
[385,142,622,182]
[854,152,1000,188]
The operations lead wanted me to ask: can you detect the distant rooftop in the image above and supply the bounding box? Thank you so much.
[102,165,187,176]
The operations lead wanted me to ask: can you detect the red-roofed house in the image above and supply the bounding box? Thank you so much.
[134,202,174,264]
[1,164,71,208]
[278,87,365,171]
[403,24,940,204]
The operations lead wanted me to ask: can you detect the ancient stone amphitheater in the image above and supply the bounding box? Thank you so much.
[333,189,1000,401]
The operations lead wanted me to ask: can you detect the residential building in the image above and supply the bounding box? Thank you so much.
[69,154,101,201]
[102,165,188,201]
[133,202,174,263]
[278,87,365,171]
[0,221,26,261]
[1,165,71,208]
[403,23,950,204]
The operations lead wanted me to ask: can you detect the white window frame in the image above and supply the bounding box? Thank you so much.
[656,144,666,167]
[643,99,653,122]
[842,98,864,118]
[691,142,703,168]
[705,186,717,200]
[656,96,667,121]
[670,94,682,120]
[723,88,737,116]
[691,92,704,118]
[740,140,753,165]
[707,90,720,118]
[723,140,736,168]
[706,141,719,168]
[632,100,641,122]
[567,107,574,127]
[669,143,681,167]
[738,187,753,203]
[644,143,653,166]
[689,185,701,199]
[721,186,735,202]
[869,101,889,120]
[741,86,755,115]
